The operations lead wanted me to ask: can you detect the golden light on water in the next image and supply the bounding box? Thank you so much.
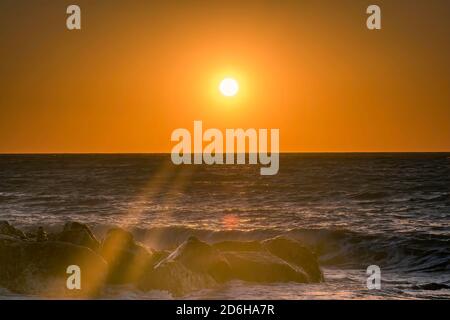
[222,214,240,230]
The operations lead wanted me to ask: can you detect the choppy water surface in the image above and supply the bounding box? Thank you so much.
[0,153,449,299]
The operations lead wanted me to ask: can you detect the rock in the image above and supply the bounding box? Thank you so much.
[151,249,170,263]
[0,223,324,298]
[157,236,231,282]
[0,234,19,244]
[138,260,217,297]
[57,222,100,251]
[213,237,323,283]
[36,227,48,242]
[0,239,108,297]
[262,236,323,282]
[23,227,49,242]
[412,283,450,291]
[137,237,231,296]
[138,236,321,295]
[213,240,262,252]
[222,251,308,283]
[100,228,158,285]
[0,221,26,239]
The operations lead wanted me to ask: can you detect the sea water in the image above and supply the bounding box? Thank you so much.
[0,153,448,299]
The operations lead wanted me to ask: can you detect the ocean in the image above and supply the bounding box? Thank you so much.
[0,153,449,299]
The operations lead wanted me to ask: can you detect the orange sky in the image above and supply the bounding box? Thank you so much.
[0,0,449,153]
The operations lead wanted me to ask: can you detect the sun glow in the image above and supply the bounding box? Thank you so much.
[219,78,239,97]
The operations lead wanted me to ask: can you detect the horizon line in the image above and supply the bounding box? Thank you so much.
[1,151,450,155]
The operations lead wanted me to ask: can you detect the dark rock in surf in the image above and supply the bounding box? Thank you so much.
[222,250,309,283]
[262,236,323,282]
[0,221,26,240]
[0,239,108,297]
[156,236,231,282]
[36,227,48,242]
[412,283,450,291]
[138,237,229,296]
[213,240,262,252]
[137,236,322,295]
[0,233,21,244]
[0,222,324,298]
[56,222,100,251]
[141,236,322,295]
[100,228,161,285]
[213,237,323,283]
[24,227,49,242]
[138,260,217,296]
[151,249,171,263]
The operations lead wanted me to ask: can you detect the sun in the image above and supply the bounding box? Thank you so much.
[219,78,239,97]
